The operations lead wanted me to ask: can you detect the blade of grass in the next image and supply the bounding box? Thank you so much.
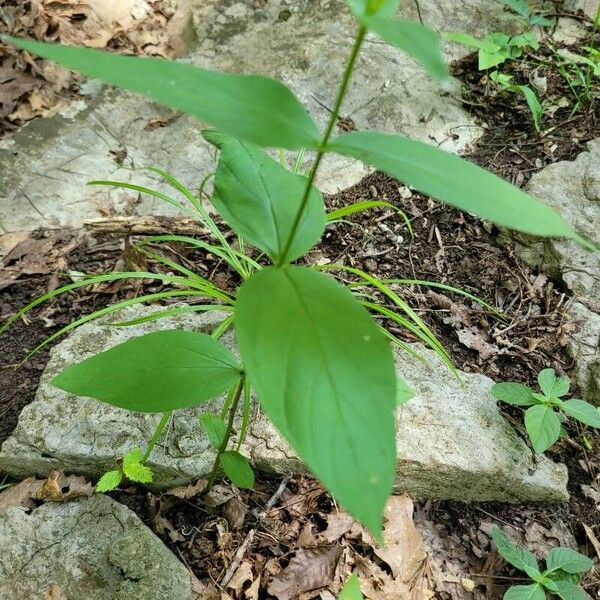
[211,314,235,339]
[326,200,413,236]
[110,303,234,327]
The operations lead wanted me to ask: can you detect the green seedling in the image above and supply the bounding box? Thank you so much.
[1,0,593,540]
[503,0,553,28]
[492,526,593,600]
[447,30,539,70]
[339,574,364,599]
[492,369,600,453]
[490,70,544,131]
[96,447,154,492]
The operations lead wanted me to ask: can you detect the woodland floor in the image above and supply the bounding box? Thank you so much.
[1,8,600,600]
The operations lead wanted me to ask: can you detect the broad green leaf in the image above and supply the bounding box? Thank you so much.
[554,579,588,600]
[52,330,242,412]
[339,574,364,600]
[561,400,600,428]
[492,527,542,580]
[199,413,228,449]
[504,584,545,600]
[346,0,400,18]
[361,18,448,80]
[396,377,415,406]
[537,368,570,397]
[445,33,502,53]
[546,548,593,574]
[122,448,154,484]
[518,85,543,132]
[479,49,509,70]
[2,37,320,150]
[530,15,553,27]
[203,130,325,263]
[219,451,255,489]
[328,131,584,243]
[96,470,123,493]
[524,405,561,453]
[491,382,536,406]
[235,266,396,538]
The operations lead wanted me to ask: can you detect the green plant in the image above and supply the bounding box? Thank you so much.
[339,574,364,599]
[1,0,593,539]
[503,0,553,29]
[492,368,600,453]
[447,30,539,70]
[490,70,544,131]
[492,526,593,599]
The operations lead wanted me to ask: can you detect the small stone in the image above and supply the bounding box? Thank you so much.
[0,495,195,599]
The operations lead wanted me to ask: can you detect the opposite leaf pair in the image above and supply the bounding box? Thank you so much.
[492,526,593,600]
[492,369,600,453]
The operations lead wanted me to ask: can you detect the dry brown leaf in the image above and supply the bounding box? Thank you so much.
[457,327,501,360]
[227,560,254,596]
[268,545,343,600]
[223,496,247,530]
[323,512,355,543]
[245,575,261,600]
[166,478,207,500]
[0,477,44,514]
[582,523,600,561]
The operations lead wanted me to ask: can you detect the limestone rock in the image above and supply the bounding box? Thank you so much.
[0,0,509,233]
[0,306,567,502]
[0,494,196,600]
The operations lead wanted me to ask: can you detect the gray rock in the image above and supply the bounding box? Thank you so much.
[512,140,600,405]
[0,494,196,600]
[0,0,514,233]
[0,306,568,502]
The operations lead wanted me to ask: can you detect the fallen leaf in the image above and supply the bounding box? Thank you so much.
[582,523,600,561]
[223,495,247,530]
[227,560,254,596]
[0,478,43,514]
[323,512,355,543]
[457,327,500,360]
[268,545,343,600]
[37,470,94,501]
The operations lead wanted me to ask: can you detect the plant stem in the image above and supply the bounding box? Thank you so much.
[277,24,367,266]
[142,411,172,462]
[206,373,246,491]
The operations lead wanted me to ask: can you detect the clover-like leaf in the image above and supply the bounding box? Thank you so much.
[220,451,255,489]
[491,382,536,406]
[524,405,561,453]
[560,400,600,428]
[96,470,123,493]
[537,368,570,398]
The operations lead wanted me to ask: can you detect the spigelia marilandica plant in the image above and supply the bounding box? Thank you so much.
[1,0,596,539]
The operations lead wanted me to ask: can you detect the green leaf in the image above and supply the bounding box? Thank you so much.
[203,130,325,263]
[491,382,536,406]
[219,451,255,489]
[560,400,600,428]
[235,266,396,539]
[492,527,542,580]
[517,85,543,132]
[199,413,228,449]
[546,548,593,574]
[504,0,531,18]
[1,37,320,150]
[122,448,154,484]
[328,131,582,243]
[396,377,415,406]
[537,368,570,397]
[553,579,588,600]
[339,574,364,600]
[361,18,448,80]
[524,405,561,453]
[445,33,501,53]
[504,584,545,600]
[479,49,509,70]
[346,0,399,18]
[52,330,242,413]
[96,470,123,493]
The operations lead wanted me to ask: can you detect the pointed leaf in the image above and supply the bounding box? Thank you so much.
[199,413,228,449]
[445,32,502,53]
[518,85,543,132]
[396,377,415,406]
[492,527,541,580]
[524,405,561,453]
[339,574,364,600]
[96,470,123,493]
[328,131,583,243]
[2,37,320,150]
[235,266,396,538]
[561,400,600,428]
[123,448,144,470]
[123,462,154,484]
[504,584,545,600]
[546,548,593,574]
[537,368,569,397]
[203,130,325,262]
[554,579,589,600]
[219,451,255,489]
[362,18,448,79]
[52,330,242,412]
[491,382,536,406]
